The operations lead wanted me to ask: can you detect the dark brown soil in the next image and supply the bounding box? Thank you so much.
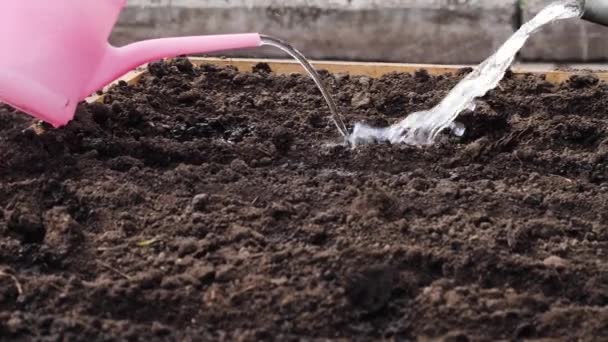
[1,59,607,341]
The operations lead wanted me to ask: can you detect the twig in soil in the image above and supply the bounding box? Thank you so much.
[550,174,573,183]
[98,261,131,280]
[0,271,23,296]
[255,147,273,157]
[136,238,161,247]
[23,121,47,136]
[251,196,259,205]
[514,154,524,170]
[48,282,63,292]
[230,285,257,299]
[97,242,129,252]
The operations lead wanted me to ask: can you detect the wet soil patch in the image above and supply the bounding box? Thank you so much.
[1,59,607,340]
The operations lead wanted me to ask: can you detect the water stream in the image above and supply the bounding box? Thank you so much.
[260,35,349,138]
[348,0,584,146]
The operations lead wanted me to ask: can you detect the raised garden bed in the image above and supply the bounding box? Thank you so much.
[1,58,607,340]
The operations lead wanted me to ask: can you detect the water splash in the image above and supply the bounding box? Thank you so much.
[349,0,584,146]
[260,35,349,138]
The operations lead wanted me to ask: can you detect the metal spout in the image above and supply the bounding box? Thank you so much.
[582,0,608,26]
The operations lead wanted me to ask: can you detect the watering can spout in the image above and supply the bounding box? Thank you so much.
[581,0,608,26]
[85,34,263,98]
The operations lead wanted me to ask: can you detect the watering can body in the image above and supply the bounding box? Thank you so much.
[0,0,262,127]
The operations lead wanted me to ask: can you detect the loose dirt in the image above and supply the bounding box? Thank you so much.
[1,59,607,341]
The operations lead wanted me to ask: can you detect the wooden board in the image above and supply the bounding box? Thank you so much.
[90,57,608,104]
[187,57,608,84]
[189,58,471,79]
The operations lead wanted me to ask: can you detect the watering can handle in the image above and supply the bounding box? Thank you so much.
[84,33,262,97]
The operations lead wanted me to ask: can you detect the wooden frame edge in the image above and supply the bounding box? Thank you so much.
[90,57,608,104]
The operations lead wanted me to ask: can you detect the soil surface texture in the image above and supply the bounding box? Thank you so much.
[1,59,608,341]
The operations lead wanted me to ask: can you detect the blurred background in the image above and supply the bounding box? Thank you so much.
[113,0,608,69]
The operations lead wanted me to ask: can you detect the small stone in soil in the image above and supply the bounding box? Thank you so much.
[43,207,84,254]
[192,194,209,211]
[258,157,272,166]
[542,255,570,269]
[351,91,372,109]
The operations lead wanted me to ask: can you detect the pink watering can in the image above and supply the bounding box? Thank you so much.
[0,0,264,127]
